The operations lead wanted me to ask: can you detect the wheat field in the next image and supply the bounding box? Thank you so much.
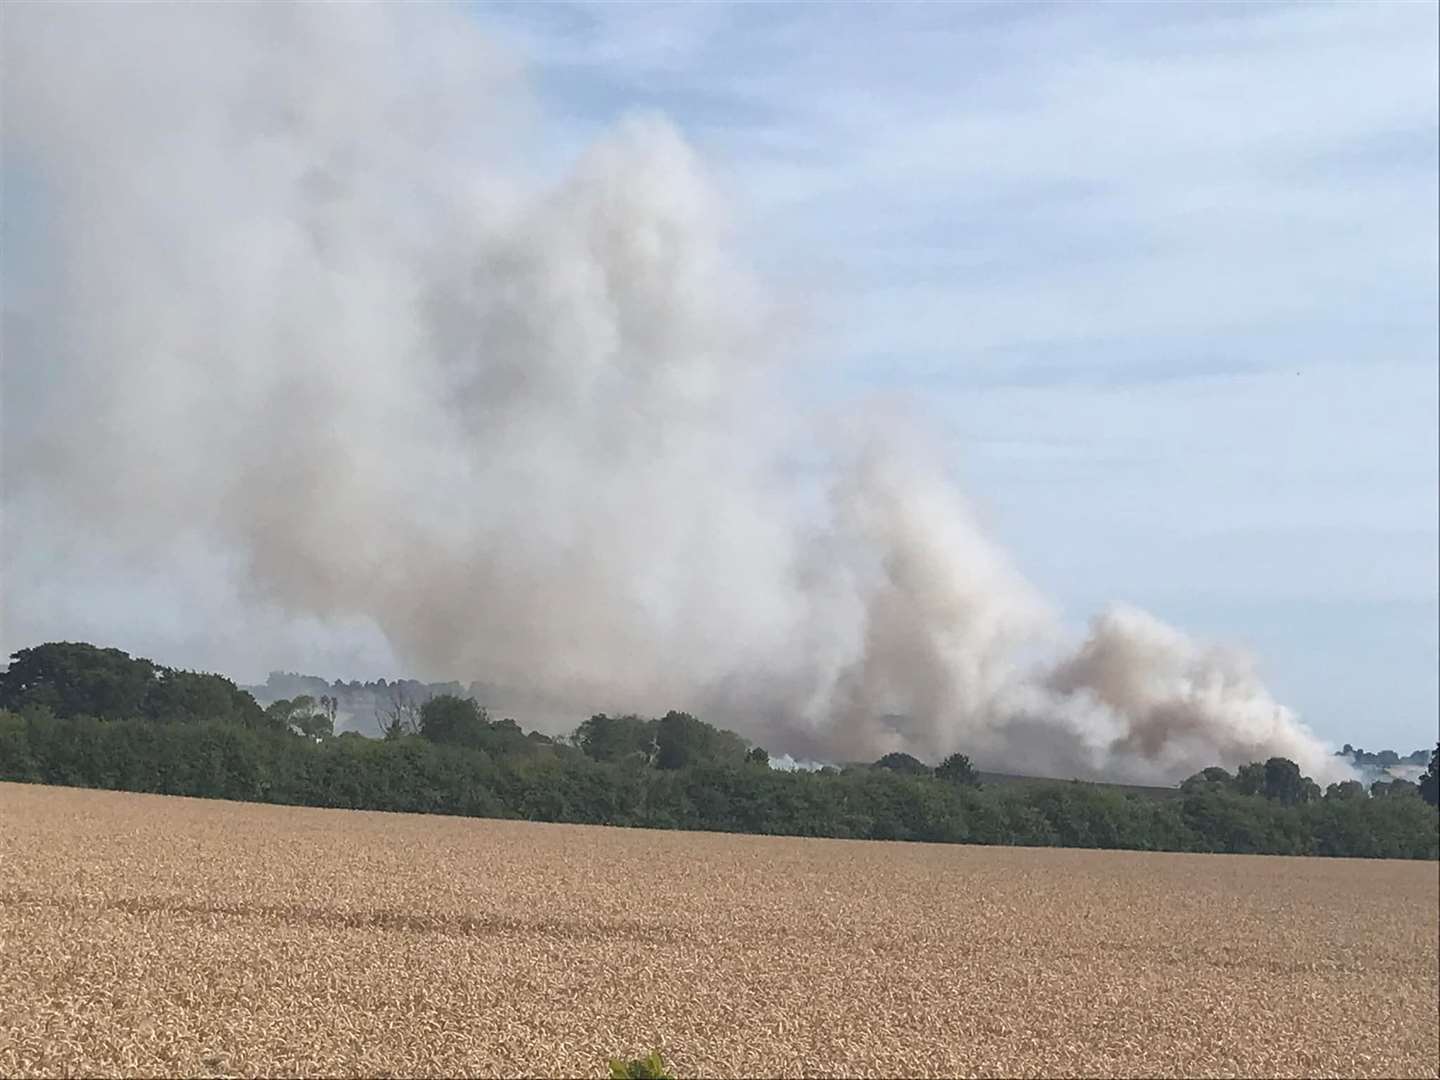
[1,783,1435,1078]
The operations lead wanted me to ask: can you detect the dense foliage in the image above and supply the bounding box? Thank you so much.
[608,1052,674,1080]
[1420,745,1440,808]
[1,642,1435,859]
[0,642,274,729]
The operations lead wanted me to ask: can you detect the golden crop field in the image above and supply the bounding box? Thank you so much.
[1,782,1436,1079]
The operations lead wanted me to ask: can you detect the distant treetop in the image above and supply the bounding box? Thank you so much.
[0,641,271,730]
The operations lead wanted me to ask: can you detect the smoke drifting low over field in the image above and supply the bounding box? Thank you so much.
[1,5,1347,783]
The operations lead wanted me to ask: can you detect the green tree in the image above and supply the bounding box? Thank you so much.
[419,694,489,750]
[1372,778,1419,798]
[1180,766,1233,793]
[935,752,979,786]
[874,752,930,776]
[265,698,297,726]
[0,642,158,719]
[147,668,268,728]
[289,696,335,740]
[1261,757,1317,805]
[654,711,746,770]
[1232,761,1266,796]
[1325,780,1367,801]
[0,643,270,729]
[265,695,333,736]
[745,746,770,767]
[1419,744,1439,808]
[486,717,531,757]
[573,714,656,765]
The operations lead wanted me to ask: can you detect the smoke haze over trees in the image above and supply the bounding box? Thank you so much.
[1,642,1435,859]
[0,5,1379,785]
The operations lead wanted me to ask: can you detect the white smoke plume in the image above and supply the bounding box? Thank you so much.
[1,4,1348,784]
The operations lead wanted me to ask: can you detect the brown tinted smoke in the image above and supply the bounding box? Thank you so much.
[0,4,1346,783]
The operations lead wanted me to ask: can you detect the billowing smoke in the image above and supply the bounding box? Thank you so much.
[1,4,1348,784]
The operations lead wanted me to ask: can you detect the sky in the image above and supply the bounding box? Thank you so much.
[1,1,1436,758]
[468,0,1438,751]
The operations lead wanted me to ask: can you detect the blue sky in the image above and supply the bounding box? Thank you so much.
[470,1,1438,752]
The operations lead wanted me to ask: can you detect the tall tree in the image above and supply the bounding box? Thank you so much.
[0,642,267,728]
[147,668,268,728]
[418,694,489,749]
[1262,757,1317,805]
[653,711,746,770]
[1324,780,1367,801]
[935,752,979,786]
[1418,743,1440,808]
[573,714,657,765]
[0,642,157,719]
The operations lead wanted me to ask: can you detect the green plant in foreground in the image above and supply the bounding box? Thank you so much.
[608,1050,673,1079]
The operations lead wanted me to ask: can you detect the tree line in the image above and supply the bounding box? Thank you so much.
[2,642,1436,859]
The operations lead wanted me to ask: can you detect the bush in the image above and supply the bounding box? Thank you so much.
[608,1051,673,1079]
